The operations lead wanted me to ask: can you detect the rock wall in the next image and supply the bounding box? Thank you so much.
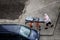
[0,0,27,20]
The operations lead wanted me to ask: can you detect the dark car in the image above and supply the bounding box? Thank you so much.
[0,24,40,40]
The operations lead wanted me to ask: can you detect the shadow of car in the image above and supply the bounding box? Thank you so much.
[0,24,40,40]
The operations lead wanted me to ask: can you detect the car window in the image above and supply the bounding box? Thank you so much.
[19,26,30,38]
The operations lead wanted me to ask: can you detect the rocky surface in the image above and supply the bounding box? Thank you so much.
[0,0,27,20]
[19,0,60,35]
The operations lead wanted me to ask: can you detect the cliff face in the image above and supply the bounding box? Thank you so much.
[0,0,27,20]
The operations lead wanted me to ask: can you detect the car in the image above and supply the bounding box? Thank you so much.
[0,24,40,40]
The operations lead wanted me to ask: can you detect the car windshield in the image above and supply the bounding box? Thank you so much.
[19,26,30,38]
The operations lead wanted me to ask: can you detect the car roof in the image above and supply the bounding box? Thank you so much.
[0,24,38,40]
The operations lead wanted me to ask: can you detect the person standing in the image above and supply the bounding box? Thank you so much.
[25,16,33,28]
[35,21,41,30]
[33,17,41,30]
[44,13,53,29]
[28,21,33,28]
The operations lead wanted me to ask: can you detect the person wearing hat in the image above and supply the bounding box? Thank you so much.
[25,16,33,28]
[33,17,41,30]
